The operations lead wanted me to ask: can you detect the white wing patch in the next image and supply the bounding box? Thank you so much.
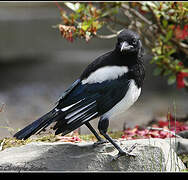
[82,112,98,123]
[82,66,128,84]
[102,79,141,120]
[55,98,98,125]
[61,99,84,112]
[65,101,96,120]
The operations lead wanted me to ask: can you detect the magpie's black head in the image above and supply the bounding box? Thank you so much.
[115,29,144,58]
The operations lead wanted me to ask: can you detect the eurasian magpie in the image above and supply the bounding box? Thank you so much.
[14,29,145,158]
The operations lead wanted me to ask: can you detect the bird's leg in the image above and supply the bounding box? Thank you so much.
[98,117,136,160]
[85,122,107,146]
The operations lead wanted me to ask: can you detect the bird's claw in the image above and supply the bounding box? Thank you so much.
[112,144,137,161]
[112,150,136,161]
[93,139,108,147]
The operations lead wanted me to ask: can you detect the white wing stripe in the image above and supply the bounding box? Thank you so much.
[66,105,95,124]
[65,101,96,120]
[82,112,98,123]
[61,99,84,112]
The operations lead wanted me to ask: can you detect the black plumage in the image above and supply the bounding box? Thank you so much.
[14,29,145,158]
[53,74,131,135]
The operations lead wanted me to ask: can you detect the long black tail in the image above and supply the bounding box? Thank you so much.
[13,109,58,140]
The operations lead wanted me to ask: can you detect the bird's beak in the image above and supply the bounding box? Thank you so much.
[120,41,133,52]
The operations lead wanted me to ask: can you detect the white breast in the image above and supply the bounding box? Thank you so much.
[82,66,128,84]
[102,79,141,120]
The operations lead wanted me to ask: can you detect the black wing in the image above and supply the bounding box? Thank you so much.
[53,75,131,136]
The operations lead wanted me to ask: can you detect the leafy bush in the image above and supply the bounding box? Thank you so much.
[54,2,188,90]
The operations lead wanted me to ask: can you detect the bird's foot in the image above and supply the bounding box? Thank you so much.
[93,139,108,147]
[112,144,137,161]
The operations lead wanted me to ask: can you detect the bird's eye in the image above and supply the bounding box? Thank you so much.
[132,38,137,45]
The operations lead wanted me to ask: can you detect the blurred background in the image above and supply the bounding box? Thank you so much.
[0,2,188,138]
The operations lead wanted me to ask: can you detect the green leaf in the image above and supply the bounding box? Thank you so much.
[81,23,90,31]
[164,30,173,42]
[182,69,188,73]
[182,2,188,9]
[153,67,163,76]
[150,55,165,64]
[155,46,162,54]
[162,19,168,28]
[76,3,85,13]
[92,21,102,29]
[101,7,118,17]
[73,13,80,20]
[167,75,176,85]
[163,69,172,76]
[167,49,176,56]
[174,59,181,65]
[81,19,93,31]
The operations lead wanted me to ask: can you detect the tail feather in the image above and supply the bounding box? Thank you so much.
[13,109,57,140]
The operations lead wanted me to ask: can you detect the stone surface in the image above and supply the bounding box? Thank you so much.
[0,138,186,172]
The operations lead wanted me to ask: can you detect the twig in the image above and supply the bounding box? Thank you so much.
[146,4,164,34]
[106,25,119,34]
[179,42,188,49]
[121,3,152,26]
[108,16,129,27]
[95,29,123,39]
[121,3,157,40]
[147,127,182,138]
[95,33,118,39]
[171,39,188,56]
[121,7,134,20]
